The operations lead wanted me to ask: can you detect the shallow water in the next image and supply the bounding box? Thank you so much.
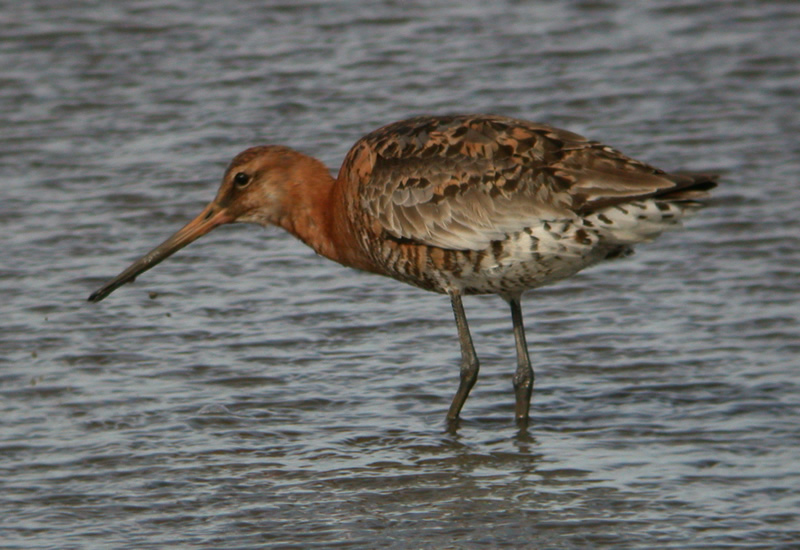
[2,1,800,548]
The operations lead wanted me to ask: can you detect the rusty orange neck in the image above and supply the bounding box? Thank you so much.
[274,156,375,274]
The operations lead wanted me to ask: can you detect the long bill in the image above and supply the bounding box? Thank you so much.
[88,202,233,303]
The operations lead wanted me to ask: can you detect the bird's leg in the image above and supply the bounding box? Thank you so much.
[446,291,480,422]
[507,294,534,421]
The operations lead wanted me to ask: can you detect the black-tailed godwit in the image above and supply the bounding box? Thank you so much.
[89,115,716,424]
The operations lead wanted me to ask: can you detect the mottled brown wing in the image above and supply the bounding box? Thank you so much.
[345,115,706,251]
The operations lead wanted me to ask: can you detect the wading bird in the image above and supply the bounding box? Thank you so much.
[88,115,716,424]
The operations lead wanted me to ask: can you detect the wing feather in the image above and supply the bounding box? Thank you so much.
[339,115,715,251]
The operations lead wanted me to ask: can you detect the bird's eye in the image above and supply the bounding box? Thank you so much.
[233,172,251,188]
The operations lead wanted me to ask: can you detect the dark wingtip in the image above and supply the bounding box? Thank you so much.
[671,172,719,190]
[656,172,719,203]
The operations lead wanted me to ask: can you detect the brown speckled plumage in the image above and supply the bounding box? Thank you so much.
[333,115,714,296]
[89,114,717,425]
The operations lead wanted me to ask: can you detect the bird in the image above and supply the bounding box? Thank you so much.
[88,114,716,424]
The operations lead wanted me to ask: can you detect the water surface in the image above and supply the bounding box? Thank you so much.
[2,1,799,548]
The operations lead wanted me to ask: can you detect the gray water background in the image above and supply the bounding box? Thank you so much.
[2,1,799,548]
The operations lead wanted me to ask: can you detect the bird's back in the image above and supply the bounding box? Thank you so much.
[335,115,716,295]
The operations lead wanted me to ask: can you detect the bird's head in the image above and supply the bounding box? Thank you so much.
[87,145,316,303]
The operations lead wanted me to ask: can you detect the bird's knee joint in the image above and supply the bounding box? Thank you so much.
[459,357,479,381]
[513,369,533,390]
